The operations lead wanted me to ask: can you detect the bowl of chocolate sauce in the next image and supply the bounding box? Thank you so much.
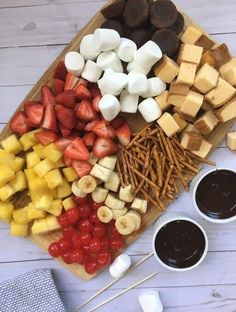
[152,212,208,271]
[193,168,236,223]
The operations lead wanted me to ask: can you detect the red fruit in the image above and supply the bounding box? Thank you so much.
[35,130,58,146]
[85,259,99,274]
[48,242,61,258]
[116,122,131,146]
[97,251,112,267]
[53,60,68,81]
[71,249,84,264]
[78,204,92,218]
[72,160,92,177]
[83,132,96,148]
[110,236,123,251]
[90,211,100,224]
[90,202,102,211]
[41,104,57,132]
[108,221,120,237]
[61,251,74,264]
[111,117,126,130]
[55,138,72,151]
[92,224,106,238]
[72,232,82,248]
[41,85,55,106]
[107,125,116,139]
[58,123,71,137]
[53,78,65,95]
[64,138,90,161]
[92,95,101,112]
[75,84,92,100]
[64,73,79,91]
[57,214,71,228]
[63,156,73,167]
[23,101,41,110]
[75,121,86,131]
[89,237,101,253]
[58,237,73,253]
[90,87,101,98]
[66,208,80,224]
[24,103,44,127]
[100,238,110,251]
[80,232,92,246]
[75,100,97,122]
[9,111,31,135]
[55,104,76,130]
[79,219,93,233]
[72,195,88,205]
[62,226,76,239]
[92,120,110,138]
[93,137,118,159]
[76,78,88,88]
[84,118,99,132]
[56,90,75,108]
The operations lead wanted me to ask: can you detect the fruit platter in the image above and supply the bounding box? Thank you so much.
[0,0,236,281]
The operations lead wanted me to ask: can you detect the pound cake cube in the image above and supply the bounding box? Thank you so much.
[181,132,203,151]
[157,112,180,137]
[201,100,212,112]
[176,62,197,86]
[227,132,236,151]
[194,63,219,94]
[180,91,204,117]
[155,91,171,111]
[154,55,179,83]
[177,43,203,65]
[215,97,236,122]
[200,43,231,69]
[169,81,190,95]
[167,94,186,108]
[219,58,236,86]
[172,113,188,131]
[195,34,215,51]
[193,140,213,158]
[181,25,202,44]
[194,110,219,135]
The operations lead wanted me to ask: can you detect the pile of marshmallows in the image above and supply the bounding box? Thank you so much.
[64,28,166,122]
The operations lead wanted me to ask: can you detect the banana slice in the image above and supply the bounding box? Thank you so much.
[92,187,109,203]
[97,206,113,223]
[105,193,125,210]
[78,175,97,193]
[115,215,136,235]
[71,180,87,198]
[126,210,141,231]
[112,207,128,220]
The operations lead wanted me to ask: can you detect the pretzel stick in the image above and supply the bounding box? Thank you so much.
[127,123,152,149]
[167,138,182,172]
[130,166,160,195]
[124,153,135,189]
[153,148,162,187]
[186,151,216,166]
[161,165,174,198]
[121,152,129,185]
[159,129,174,164]
[174,167,188,190]
[179,159,199,174]
[140,189,164,210]
[135,165,150,195]
[117,157,125,188]
[133,141,146,150]
[120,148,143,166]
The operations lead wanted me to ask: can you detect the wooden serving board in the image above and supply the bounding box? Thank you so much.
[0,0,235,280]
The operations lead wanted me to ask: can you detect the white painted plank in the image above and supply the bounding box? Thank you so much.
[0,0,104,8]
[0,124,5,131]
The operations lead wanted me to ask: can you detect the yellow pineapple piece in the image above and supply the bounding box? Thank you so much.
[43,143,63,163]
[33,159,54,177]
[1,134,23,155]
[35,194,53,211]
[62,196,76,211]
[19,130,39,151]
[9,171,27,192]
[44,169,63,189]
[10,220,28,237]
[45,215,60,231]
[63,167,78,182]
[31,218,48,235]
[33,143,46,159]
[0,201,14,223]
[0,165,15,187]
[11,157,25,172]
[0,149,15,167]
[53,158,65,168]
[13,207,29,224]
[27,203,46,220]
[0,184,15,201]
[46,199,62,216]
[26,151,41,168]
[56,179,72,198]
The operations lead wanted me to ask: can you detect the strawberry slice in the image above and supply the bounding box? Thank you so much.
[53,60,68,81]
[41,85,55,106]
[75,121,86,131]
[107,125,116,139]
[58,123,71,137]
[75,84,92,100]
[23,101,41,110]
[90,87,101,98]
[116,122,131,146]
[76,78,88,88]
[53,79,65,95]
[75,100,97,122]
[92,95,101,112]
[72,160,92,177]
[55,104,76,130]
[35,130,58,145]
[9,111,31,135]
[64,137,90,160]
[83,132,96,148]
[63,156,73,167]
[64,73,79,91]
[92,120,110,138]
[93,137,118,158]
[110,117,126,130]
[56,90,75,108]
[25,103,44,127]
[84,118,99,132]
[41,104,57,132]
[55,138,72,151]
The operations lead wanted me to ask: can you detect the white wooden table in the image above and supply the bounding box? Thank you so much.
[1,1,236,311]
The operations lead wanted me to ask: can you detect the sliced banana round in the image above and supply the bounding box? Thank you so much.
[112,207,128,220]
[78,175,97,193]
[72,180,87,198]
[126,210,141,231]
[97,206,113,223]
[115,215,136,235]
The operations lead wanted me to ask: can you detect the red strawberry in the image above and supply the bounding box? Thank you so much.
[90,87,101,98]
[55,138,72,151]
[75,78,88,89]
[84,118,99,132]
[83,132,96,148]
[53,60,68,81]
[75,121,86,131]
[64,73,79,91]
[75,84,92,100]
[55,104,76,130]
[116,122,131,146]
[64,137,90,160]
[110,117,126,130]
[63,156,73,167]
[75,100,97,122]
[53,79,65,95]
[93,137,118,158]
[41,85,55,106]
[92,120,110,138]
[35,130,58,145]
[55,90,75,108]
[9,111,31,135]
[58,123,71,137]
[23,101,41,110]
[41,104,57,131]
[72,160,92,177]
[92,95,101,112]
[25,103,44,127]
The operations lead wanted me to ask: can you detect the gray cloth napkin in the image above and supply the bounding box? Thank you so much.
[0,268,66,312]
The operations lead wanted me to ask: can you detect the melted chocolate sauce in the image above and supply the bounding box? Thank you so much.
[196,170,236,219]
[155,220,206,268]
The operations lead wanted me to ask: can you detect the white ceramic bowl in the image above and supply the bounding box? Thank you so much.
[192,167,236,224]
[152,212,208,272]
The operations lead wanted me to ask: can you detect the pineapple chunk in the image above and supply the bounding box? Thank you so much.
[0,201,14,223]
[53,158,65,168]
[1,134,22,155]
[11,157,25,172]
[45,215,60,231]
[26,151,41,168]
[33,159,55,177]
[13,207,29,224]
[9,171,27,192]
[46,199,62,216]
[62,196,76,211]
[19,130,39,151]
[0,184,15,201]
[43,143,63,163]
[0,149,15,167]
[44,169,63,189]
[56,179,72,198]
[31,218,48,235]
[0,165,15,186]
[33,143,46,159]
[63,167,78,182]
[11,220,28,237]
[35,195,53,211]
[27,203,46,220]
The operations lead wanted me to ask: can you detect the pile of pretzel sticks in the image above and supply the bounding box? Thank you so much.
[117,122,215,211]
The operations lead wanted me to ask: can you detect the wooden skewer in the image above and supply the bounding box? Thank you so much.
[73,252,154,312]
[87,272,158,312]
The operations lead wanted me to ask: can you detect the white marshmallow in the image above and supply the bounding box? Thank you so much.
[138,291,163,312]
[64,51,85,76]
[134,41,162,69]
[97,51,123,73]
[127,60,150,75]
[120,90,139,113]
[138,98,162,122]
[79,34,101,61]
[98,94,121,121]
[94,28,120,52]
[127,71,148,95]
[114,38,137,62]
[98,69,128,96]
[81,60,102,83]
[141,77,166,98]
[109,254,132,279]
